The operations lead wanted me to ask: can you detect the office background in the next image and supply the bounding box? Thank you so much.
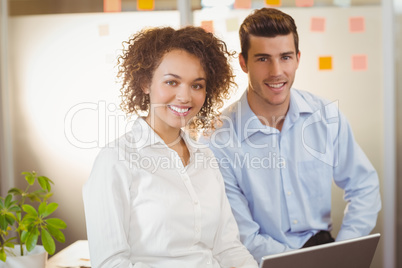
[0,0,400,267]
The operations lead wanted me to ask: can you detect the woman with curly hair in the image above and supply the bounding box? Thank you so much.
[83,26,258,268]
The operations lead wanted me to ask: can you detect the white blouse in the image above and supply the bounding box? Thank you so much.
[83,118,258,268]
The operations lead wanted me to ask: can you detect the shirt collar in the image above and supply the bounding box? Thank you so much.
[284,88,314,126]
[237,88,314,141]
[130,117,165,151]
[131,117,201,154]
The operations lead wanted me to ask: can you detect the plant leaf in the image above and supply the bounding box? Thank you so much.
[26,228,39,252]
[47,225,65,243]
[21,215,36,228]
[23,172,35,185]
[0,215,7,230]
[21,230,28,243]
[22,204,38,217]
[8,205,21,213]
[4,194,12,207]
[38,176,52,191]
[37,176,49,192]
[38,202,47,216]
[45,218,67,229]
[0,248,6,262]
[5,213,16,225]
[4,242,15,248]
[41,229,56,255]
[43,203,58,217]
[8,187,23,196]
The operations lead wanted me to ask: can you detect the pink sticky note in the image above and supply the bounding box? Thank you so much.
[104,0,121,12]
[349,17,365,33]
[352,55,368,71]
[201,21,214,33]
[296,0,314,7]
[310,17,325,32]
[234,0,252,9]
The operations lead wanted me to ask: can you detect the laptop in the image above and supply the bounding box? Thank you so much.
[260,233,380,268]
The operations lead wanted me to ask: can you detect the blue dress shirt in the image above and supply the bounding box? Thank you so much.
[203,88,381,263]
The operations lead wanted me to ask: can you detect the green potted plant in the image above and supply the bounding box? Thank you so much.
[0,171,67,267]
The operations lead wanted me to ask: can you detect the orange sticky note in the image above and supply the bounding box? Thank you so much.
[349,17,365,33]
[265,0,282,6]
[201,20,214,33]
[352,55,368,71]
[319,56,332,70]
[310,17,325,32]
[296,0,314,7]
[234,0,252,9]
[104,0,121,12]
[137,0,155,10]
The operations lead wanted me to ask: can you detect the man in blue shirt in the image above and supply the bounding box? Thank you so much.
[203,7,381,263]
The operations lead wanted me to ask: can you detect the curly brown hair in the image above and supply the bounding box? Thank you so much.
[117,26,236,132]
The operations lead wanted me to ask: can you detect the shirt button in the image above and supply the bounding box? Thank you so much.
[194,200,199,205]
[287,191,292,196]
[207,260,211,265]
[195,227,200,233]
[293,220,298,224]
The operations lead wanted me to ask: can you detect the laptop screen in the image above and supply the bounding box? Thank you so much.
[260,233,380,268]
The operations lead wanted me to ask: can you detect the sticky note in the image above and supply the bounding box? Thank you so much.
[296,0,314,7]
[234,0,252,9]
[352,55,368,71]
[226,18,239,32]
[201,20,214,33]
[349,17,365,33]
[310,17,325,32]
[319,56,332,70]
[103,0,121,12]
[333,0,351,7]
[265,0,282,6]
[137,0,155,10]
[98,24,110,36]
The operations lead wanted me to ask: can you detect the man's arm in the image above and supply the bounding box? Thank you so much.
[332,112,381,241]
[210,145,293,263]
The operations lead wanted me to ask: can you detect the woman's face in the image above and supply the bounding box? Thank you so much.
[144,49,207,134]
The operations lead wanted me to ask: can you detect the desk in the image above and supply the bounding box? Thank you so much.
[46,240,91,268]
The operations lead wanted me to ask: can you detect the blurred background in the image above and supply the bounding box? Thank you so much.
[0,0,400,267]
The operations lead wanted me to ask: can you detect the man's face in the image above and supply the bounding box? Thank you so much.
[240,33,300,115]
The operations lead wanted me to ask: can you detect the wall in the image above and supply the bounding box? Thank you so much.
[8,11,180,253]
[396,0,402,266]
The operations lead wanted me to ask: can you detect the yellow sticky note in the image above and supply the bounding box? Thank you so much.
[234,0,252,9]
[226,18,239,32]
[201,20,214,33]
[319,56,332,70]
[352,55,368,71]
[137,0,155,10]
[265,0,282,6]
[104,0,121,12]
